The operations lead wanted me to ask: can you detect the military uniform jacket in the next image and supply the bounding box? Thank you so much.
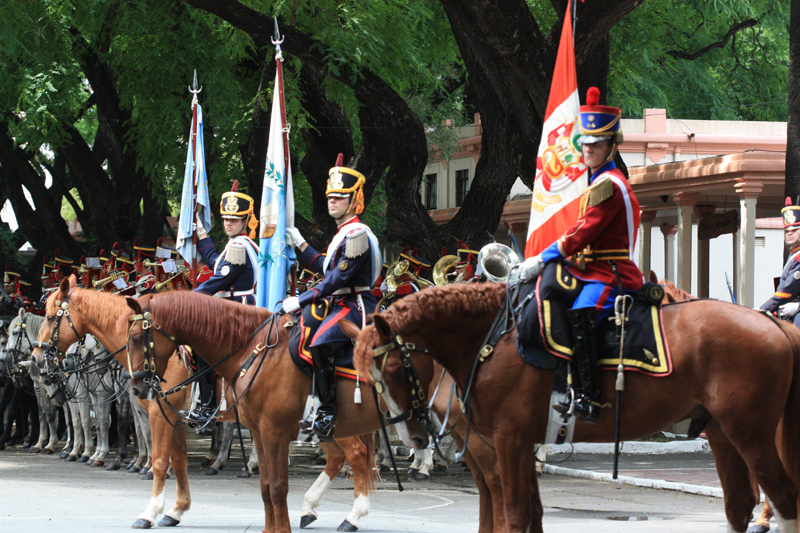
[541,161,643,290]
[298,217,380,347]
[760,246,800,313]
[195,234,259,304]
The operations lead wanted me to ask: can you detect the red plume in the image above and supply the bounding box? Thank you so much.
[335,153,344,167]
[441,247,448,256]
[54,248,60,257]
[231,180,239,192]
[586,87,601,106]
[411,248,418,257]
[156,237,163,247]
[457,240,464,249]
[787,197,792,207]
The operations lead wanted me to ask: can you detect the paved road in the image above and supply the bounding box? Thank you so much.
[0,444,758,533]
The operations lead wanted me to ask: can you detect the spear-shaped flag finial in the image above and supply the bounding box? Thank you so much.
[189,69,202,105]
[272,18,284,48]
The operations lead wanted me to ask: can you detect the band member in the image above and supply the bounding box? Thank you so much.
[282,156,380,441]
[519,87,643,423]
[189,181,259,421]
[760,197,800,325]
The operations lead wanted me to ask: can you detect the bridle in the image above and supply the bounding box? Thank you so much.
[370,332,439,440]
[125,310,178,395]
[6,318,37,388]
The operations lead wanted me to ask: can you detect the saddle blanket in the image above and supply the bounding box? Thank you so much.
[515,262,672,377]
[287,315,367,383]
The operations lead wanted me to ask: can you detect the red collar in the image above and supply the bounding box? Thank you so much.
[337,216,360,230]
[791,243,800,255]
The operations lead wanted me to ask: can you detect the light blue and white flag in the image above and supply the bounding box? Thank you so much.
[256,63,296,311]
[176,104,212,266]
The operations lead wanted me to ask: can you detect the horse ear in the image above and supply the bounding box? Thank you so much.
[58,276,70,296]
[68,274,77,288]
[338,320,361,340]
[125,297,142,315]
[373,314,392,339]
[18,307,25,319]
[649,270,659,284]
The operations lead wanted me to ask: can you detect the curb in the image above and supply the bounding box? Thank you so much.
[543,464,723,498]
[544,439,710,455]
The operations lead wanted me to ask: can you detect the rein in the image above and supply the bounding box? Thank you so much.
[127,308,281,431]
[370,283,518,458]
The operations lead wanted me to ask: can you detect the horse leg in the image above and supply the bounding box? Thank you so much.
[299,440,345,528]
[414,448,433,481]
[109,382,131,470]
[31,380,48,452]
[748,478,772,533]
[201,423,221,469]
[206,422,234,475]
[160,420,191,527]
[494,430,535,533]
[44,395,59,454]
[91,400,111,467]
[132,407,170,528]
[337,434,375,532]
[78,398,93,462]
[60,404,73,458]
[534,445,547,476]
[133,397,152,473]
[246,436,259,475]
[258,426,293,533]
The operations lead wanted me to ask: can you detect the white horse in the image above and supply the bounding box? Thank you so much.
[7,309,60,454]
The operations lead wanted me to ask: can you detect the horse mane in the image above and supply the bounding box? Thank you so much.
[353,283,506,377]
[66,288,134,334]
[142,291,272,348]
[9,312,45,337]
[649,270,696,303]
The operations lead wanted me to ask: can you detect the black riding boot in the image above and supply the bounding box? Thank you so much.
[311,345,337,442]
[554,308,601,423]
[186,358,216,423]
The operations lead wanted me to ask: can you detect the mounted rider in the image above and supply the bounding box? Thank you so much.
[759,197,800,325]
[282,155,381,441]
[189,182,259,421]
[519,87,643,424]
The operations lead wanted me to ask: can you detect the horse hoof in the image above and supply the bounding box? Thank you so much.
[158,515,180,527]
[59,451,69,459]
[106,463,121,471]
[66,455,78,462]
[406,468,419,475]
[44,448,55,455]
[746,526,771,533]
[0,444,5,451]
[131,518,153,529]
[378,464,390,473]
[300,515,317,528]
[78,456,90,463]
[204,467,218,476]
[138,467,149,475]
[30,447,41,453]
[86,459,94,466]
[200,458,212,468]
[251,466,259,474]
[414,472,431,481]
[337,519,358,532]
[237,469,251,478]
[92,460,104,467]
[142,471,153,480]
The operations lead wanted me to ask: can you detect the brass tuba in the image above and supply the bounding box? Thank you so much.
[383,258,432,300]
[477,243,521,283]
[432,255,460,286]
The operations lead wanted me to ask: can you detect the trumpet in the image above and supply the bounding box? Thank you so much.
[92,270,129,290]
[142,259,162,269]
[154,270,189,292]
[384,259,432,298]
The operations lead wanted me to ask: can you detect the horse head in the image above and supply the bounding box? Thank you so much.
[30,275,86,406]
[123,295,174,398]
[347,315,434,451]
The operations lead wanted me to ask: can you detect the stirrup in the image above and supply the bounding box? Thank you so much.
[573,397,599,424]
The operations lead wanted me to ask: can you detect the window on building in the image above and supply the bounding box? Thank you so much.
[456,169,470,207]
[425,174,437,210]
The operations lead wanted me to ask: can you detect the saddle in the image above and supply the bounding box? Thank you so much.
[514,262,672,376]
[285,314,366,383]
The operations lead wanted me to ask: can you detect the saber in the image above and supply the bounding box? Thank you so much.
[725,272,736,304]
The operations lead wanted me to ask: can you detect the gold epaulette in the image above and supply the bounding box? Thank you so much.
[587,176,614,207]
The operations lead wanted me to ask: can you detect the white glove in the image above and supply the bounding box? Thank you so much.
[518,255,545,282]
[282,296,300,314]
[286,227,306,248]
[195,213,208,238]
[780,302,800,318]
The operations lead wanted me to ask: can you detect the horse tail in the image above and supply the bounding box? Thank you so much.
[359,431,377,494]
[778,320,800,488]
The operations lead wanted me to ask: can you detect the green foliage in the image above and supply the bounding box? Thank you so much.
[608,0,789,121]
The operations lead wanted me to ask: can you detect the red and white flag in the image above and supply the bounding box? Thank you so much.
[524,0,587,258]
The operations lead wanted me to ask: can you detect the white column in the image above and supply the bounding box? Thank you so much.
[639,211,657,278]
[735,182,762,308]
[660,224,678,282]
[673,193,699,293]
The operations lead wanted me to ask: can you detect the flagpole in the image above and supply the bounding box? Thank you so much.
[273,19,296,296]
[189,70,202,286]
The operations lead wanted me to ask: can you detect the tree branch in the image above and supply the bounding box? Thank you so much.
[666,19,757,61]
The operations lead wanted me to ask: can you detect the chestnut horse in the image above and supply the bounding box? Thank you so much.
[352,282,800,533]
[120,286,519,533]
[32,277,376,532]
